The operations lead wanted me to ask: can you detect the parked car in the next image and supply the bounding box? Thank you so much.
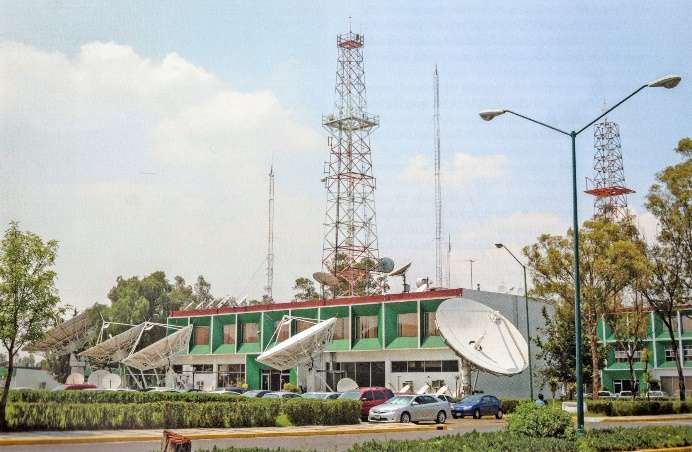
[141,387,177,392]
[263,391,302,399]
[324,392,342,400]
[647,390,669,400]
[339,387,395,418]
[368,394,451,424]
[451,395,503,419]
[596,391,615,399]
[617,391,634,400]
[63,384,98,391]
[211,388,242,395]
[242,390,272,398]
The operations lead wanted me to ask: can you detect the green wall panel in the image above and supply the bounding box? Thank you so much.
[167,318,188,337]
[237,312,262,353]
[351,303,382,350]
[262,310,289,348]
[321,306,350,352]
[212,314,236,354]
[384,301,417,348]
[291,308,318,336]
[189,317,211,354]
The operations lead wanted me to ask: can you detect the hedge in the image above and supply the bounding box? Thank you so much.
[5,399,361,431]
[586,399,692,416]
[7,389,243,404]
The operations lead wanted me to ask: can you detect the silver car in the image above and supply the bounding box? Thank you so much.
[368,394,451,424]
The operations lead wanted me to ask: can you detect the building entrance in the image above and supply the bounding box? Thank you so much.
[261,369,290,391]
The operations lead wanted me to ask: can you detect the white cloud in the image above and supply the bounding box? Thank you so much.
[401,151,510,188]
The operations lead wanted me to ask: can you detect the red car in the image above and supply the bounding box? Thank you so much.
[338,387,395,418]
[64,384,97,390]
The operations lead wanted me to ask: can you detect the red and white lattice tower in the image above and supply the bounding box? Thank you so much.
[321,28,379,295]
[584,115,634,220]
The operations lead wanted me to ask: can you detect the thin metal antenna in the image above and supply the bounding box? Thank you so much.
[447,233,452,287]
[265,165,275,301]
[465,259,476,289]
[434,65,443,287]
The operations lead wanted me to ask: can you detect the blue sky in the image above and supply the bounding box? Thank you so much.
[1,1,690,308]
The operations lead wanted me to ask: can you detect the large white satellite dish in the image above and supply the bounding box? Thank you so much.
[336,377,358,392]
[87,369,111,387]
[65,373,84,385]
[436,297,529,376]
[100,373,122,389]
[256,317,336,370]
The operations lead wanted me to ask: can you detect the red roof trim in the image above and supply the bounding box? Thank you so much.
[170,288,463,318]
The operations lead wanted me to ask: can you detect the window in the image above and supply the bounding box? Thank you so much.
[391,361,407,372]
[397,312,417,337]
[356,315,378,339]
[684,345,692,361]
[333,317,348,340]
[420,395,437,404]
[218,364,245,387]
[222,324,235,344]
[296,319,314,333]
[273,320,289,342]
[665,347,678,362]
[241,323,259,343]
[193,326,210,345]
[682,315,692,334]
[407,361,424,372]
[328,361,385,388]
[361,391,374,401]
[442,360,459,372]
[423,311,439,337]
[373,390,386,400]
[193,364,213,372]
[614,347,642,363]
[424,361,442,372]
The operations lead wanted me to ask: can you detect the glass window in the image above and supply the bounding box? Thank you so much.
[373,390,386,400]
[614,347,643,363]
[684,345,692,360]
[333,317,348,340]
[241,322,259,343]
[424,311,439,337]
[356,315,378,339]
[273,320,289,342]
[296,319,314,333]
[420,395,437,404]
[194,326,209,346]
[665,347,678,362]
[424,361,442,372]
[391,361,407,372]
[371,361,385,387]
[193,364,212,372]
[362,390,374,401]
[442,360,459,372]
[407,361,424,372]
[682,315,692,334]
[397,312,417,337]
[222,324,235,344]
[217,364,245,387]
[356,362,371,387]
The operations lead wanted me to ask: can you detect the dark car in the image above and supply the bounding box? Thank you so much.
[242,390,272,398]
[339,387,395,418]
[451,394,503,419]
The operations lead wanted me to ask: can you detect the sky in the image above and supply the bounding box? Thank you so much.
[1,1,690,310]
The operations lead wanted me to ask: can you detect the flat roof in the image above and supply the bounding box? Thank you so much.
[169,288,463,318]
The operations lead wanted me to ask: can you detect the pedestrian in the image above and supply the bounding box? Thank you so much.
[535,393,546,407]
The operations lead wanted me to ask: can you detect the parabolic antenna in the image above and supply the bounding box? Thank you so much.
[389,262,412,277]
[374,257,395,274]
[87,369,111,387]
[256,317,336,370]
[65,373,84,385]
[79,322,148,364]
[24,310,96,355]
[100,373,122,389]
[312,272,342,289]
[436,297,529,376]
[121,325,193,371]
[336,377,358,392]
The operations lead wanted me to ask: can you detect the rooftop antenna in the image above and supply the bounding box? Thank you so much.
[265,165,275,302]
[434,65,443,288]
[465,259,476,289]
[447,234,452,287]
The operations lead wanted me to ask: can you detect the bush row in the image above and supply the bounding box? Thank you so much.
[197,426,692,452]
[586,399,692,416]
[8,389,244,404]
[5,399,361,431]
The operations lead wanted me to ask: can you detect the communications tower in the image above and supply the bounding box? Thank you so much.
[433,66,443,287]
[265,166,275,301]
[321,28,380,295]
[584,113,634,221]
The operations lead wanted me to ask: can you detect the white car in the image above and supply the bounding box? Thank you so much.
[368,394,451,424]
[596,391,615,399]
[617,391,634,400]
[647,390,668,400]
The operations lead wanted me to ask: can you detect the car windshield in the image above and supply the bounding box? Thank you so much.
[460,395,482,403]
[302,393,322,398]
[385,396,413,406]
[340,391,362,400]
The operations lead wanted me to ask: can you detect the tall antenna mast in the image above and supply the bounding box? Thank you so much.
[447,234,451,288]
[265,165,275,301]
[434,65,443,287]
[584,105,634,220]
[321,25,380,295]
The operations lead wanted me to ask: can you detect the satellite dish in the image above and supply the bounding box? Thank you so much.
[436,297,529,376]
[415,383,429,394]
[313,272,342,289]
[87,369,111,387]
[435,385,449,396]
[336,377,358,392]
[101,373,122,389]
[415,277,432,292]
[374,257,395,274]
[400,384,411,393]
[389,262,412,277]
[238,295,248,306]
[65,373,84,385]
[256,317,336,370]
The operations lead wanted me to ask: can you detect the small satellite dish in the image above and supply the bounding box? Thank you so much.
[416,383,429,394]
[238,295,248,306]
[415,277,432,292]
[65,373,84,385]
[435,385,449,396]
[436,297,529,376]
[87,369,111,387]
[389,262,412,277]
[336,377,358,392]
[256,317,337,370]
[100,373,122,389]
[313,272,342,288]
[374,257,395,274]
[400,384,411,393]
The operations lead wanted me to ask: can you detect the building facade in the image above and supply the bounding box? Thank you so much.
[167,289,549,398]
[599,308,692,398]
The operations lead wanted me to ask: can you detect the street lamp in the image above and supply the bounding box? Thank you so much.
[495,243,534,400]
[480,74,681,432]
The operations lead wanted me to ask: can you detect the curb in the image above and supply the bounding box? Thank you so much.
[0,424,447,446]
[634,448,692,452]
[595,415,692,423]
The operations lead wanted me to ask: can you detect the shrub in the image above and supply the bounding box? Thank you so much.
[282,383,300,393]
[586,400,692,416]
[7,389,243,404]
[506,401,574,439]
[283,399,360,426]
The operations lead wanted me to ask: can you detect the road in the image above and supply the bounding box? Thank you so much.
[4,418,692,452]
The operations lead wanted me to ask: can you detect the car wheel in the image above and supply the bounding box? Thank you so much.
[473,408,481,419]
[400,412,411,423]
[452,413,459,419]
[495,409,503,420]
[436,411,447,424]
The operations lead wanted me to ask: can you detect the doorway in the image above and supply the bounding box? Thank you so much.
[261,369,290,391]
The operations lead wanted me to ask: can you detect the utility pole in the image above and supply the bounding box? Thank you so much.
[265,166,275,301]
[465,259,476,289]
[447,234,451,287]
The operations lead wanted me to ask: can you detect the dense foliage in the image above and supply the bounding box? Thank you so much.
[506,401,574,439]
[586,399,692,416]
[8,389,245,404]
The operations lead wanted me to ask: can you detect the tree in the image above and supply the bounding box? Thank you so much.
[640,137,691,401]
[193,275,214,307]
[0,222,62,430]
[524,217,647,397]
[44,352,71,383]
[608,294,649,398]
[293,277,318,301]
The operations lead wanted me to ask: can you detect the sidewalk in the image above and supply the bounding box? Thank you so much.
[0,423,447,447]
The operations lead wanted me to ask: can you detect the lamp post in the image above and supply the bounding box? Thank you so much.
[480,74,681,432]
[495,243,534,400]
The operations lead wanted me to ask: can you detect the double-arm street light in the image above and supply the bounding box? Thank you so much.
[480,74,681,432]
[495,243,534,400]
